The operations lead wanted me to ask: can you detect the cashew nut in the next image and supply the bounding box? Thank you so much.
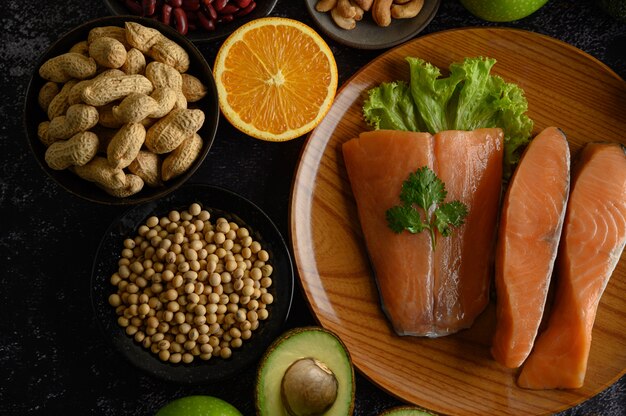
[315,0,338,12]
[353,0,373,11]
[330,7,356,30]
[337,0,357,18]
[372,0,393,27]
[350,1,365,20]
[391,0,424,19]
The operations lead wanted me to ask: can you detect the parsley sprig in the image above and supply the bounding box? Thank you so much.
[386,166,468,250]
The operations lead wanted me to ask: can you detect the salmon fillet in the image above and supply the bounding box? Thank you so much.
[518,142,626,389]
[343,130,435,336]
[342,128,503,337]
[491,127,571,368]
[433,129,504,335]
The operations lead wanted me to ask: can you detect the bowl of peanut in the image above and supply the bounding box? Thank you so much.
[23,15,219,205]
[91,184,294,382]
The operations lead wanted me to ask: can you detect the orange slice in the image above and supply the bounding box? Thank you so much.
[213,17,338,142]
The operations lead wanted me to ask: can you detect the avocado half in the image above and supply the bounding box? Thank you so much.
[255,326,355,416]
[378,406,437,416]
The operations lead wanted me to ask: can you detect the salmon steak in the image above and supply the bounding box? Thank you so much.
[342,128,503,337]
[491,127,571,368]
[518,142,626,389]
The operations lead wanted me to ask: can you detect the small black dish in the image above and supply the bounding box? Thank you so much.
[102,0,279,43]
[23,15,219,205]
[305,0,441,50]
[90,184,294,383]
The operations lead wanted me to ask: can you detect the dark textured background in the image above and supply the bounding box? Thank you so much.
[1,0,625,415]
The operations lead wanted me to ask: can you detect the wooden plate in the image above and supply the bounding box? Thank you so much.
[290,28,626,415]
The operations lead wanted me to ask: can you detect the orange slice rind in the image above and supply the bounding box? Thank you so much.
[214,17,338,142]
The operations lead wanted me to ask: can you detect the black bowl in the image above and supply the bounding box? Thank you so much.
[23,15,219,205]
[91,184,294,383]
[102,0,279,43]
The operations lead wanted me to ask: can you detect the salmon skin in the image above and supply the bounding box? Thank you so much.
[518,142,626,389]
[342,128,503,337]
[491,127,571,368]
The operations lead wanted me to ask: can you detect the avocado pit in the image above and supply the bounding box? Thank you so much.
[280,357,338,416]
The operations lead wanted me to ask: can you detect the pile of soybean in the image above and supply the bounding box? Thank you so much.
[108,202,275,364]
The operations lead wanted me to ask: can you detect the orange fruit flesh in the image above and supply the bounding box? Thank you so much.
[215,18,337,141]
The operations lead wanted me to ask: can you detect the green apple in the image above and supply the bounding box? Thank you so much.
[459,0,549,22]
[156,395,243,416]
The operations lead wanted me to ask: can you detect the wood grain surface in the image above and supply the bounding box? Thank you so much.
[290,28,626,416]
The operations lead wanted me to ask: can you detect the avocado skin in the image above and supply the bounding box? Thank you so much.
[598,0,626,22]
[255,326,355,416]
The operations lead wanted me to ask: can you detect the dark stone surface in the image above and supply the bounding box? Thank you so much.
[1,0,624,415]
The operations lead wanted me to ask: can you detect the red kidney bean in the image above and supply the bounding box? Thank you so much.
[213,0,228,12]
[202,2,217,20]
[236,1,255,16]
[182,0,201,11]
[217,13,234,23]
[173,7,189,35]
[234,0,251,8]
[197,10,216,31]
[161,3,173,24]
[142,0,157,16]
[219,4,239,14]
[186,10,199,22]
[125,0,144,15]
[125,0,253,34]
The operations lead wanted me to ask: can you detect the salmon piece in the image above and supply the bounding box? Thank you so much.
[491,127,571,368]
[343,130,435,336]
[433,128,503,335]
[518,142,626,389]
[342,128,503,336]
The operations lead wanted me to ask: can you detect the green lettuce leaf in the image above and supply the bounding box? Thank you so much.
[362,81,422,131]
[363,56,534,179]
[405,57,463,133]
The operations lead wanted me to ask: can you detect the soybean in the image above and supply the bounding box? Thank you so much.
[108,202,275,364]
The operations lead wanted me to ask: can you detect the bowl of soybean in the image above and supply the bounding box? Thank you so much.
[90,184,293,383]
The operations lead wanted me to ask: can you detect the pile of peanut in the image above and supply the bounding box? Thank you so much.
[316,0,423,30]
[108,203,275,364]
[37,22,209,198]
